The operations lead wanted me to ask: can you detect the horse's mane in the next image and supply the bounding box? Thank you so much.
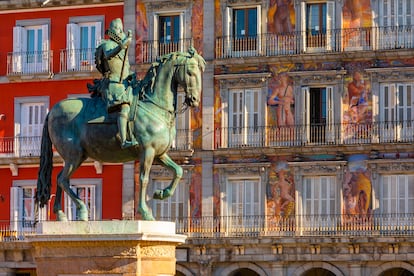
[138,48,206,97]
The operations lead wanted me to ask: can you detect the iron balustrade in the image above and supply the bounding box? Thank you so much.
[214,26,414,59]
[2,213,413,241]
[0,131,193,158]
[137,38,194,63]
[59,48,97,73]
[6,50,53,75]
[214,120,414,149]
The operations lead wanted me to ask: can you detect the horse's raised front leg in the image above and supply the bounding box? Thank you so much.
[54,160,87,221]
[153,153,183,200]
[138,148,155,221]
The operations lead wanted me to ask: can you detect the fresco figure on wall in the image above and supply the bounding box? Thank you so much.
[348,71,368,122]
[273,0,294,34]
[267,162,295,218]
[267,74,295,127]
[342,155,372,226]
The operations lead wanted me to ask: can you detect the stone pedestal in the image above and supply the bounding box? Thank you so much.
[30,221,186,276]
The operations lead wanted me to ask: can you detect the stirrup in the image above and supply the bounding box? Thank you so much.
[121,140,138,149]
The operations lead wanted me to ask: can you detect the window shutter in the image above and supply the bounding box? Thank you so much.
[93,21,102,47]
[301,87,310,143]
[10,187,22,231]
[326,86,335,142]
[300,2,307,52]
[67,23,80,71]
[225,7,232,56]
[256,5,262,54]
[41,24,50,72]
[12,26,26,73]
[326,1,335,51]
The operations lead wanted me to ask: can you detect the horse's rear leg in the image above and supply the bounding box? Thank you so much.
[153,153,183,200]
[53,158,87,221]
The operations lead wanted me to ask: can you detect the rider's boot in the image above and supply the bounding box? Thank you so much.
[118,104,138,149]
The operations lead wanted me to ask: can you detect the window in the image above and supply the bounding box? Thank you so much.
[64,179,102,221]
[151,180,187,220]
[223,178,261,234]
[301,86,334,144]
[302,176,337,230]
[224,5,261,56]
[378,0,414,48]
[301,1,334,51]
[154,13,185,58]
[380,174,414,228]
[228,88,263,146]
[14,97,49,157]
[12,20,50,74]
[379,83,414,142]
[172,92,191,150]
[10,181,47,232]
[66,18,102,71]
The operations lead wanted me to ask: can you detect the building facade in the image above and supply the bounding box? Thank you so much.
[1,0,414,275]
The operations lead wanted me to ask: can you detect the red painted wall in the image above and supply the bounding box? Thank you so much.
[0,3,125,222]
[0,4,123,76]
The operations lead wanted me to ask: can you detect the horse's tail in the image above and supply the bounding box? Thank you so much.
[36,114,53,208]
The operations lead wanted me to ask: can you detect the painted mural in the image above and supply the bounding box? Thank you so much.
[343,154,372,221]
[266,160,295,218]
[267,0,295,34]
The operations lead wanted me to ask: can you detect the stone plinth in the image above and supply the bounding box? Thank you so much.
[30,221,186,276]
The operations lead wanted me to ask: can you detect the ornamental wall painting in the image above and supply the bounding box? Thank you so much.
[342,154,372,226]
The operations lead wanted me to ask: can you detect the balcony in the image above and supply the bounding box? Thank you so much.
[1,213,413,241]
[0,131,194,159]
[137,38,194,63]
[215,25,414,59]
[214,120,414,149]
[59,48,97,73]
[6,50,53,76]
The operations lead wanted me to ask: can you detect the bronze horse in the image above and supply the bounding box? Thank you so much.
[36,49,205,221]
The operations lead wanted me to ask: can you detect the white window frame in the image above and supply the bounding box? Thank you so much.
[227,87,264,147]
[152,11,185,60]
[224,5,261,57]
[379,83,414,142]
[172,92,191,150]
[66,16,103,71]
[11,180,47,232]
[13,19,50,74]
[221,177,262,235]
[150,179,188,220]
[64,178,102,221]
[14,96,49,157]
[300,1,335,52]
[301,86,334,144]
[380,174,414,229]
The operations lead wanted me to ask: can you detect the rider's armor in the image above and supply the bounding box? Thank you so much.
[95,18,137,149]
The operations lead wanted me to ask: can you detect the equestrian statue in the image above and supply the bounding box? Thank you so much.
[36,18,205,221]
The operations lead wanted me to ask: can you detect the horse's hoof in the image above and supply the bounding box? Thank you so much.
[78,208,88,221]
[138,207,155,221]
[56,211,68,222]
[153,189,164,200]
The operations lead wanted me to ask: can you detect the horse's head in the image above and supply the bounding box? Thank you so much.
[174,47,206,108]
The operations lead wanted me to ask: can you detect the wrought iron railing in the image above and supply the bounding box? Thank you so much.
[214,120,414,149]
[172,213,414,238]
[215,26,414,59]
[6,50,53,75]
[2,213,413,241]
[59,48,97,73]
[0,130,193,158]
[137,38,194,63]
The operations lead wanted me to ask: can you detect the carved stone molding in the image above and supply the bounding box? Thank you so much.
[143,0,191,11]
[368,159,414,174]
[140,245,175,257]
[215,73,271,90]
[289,161,346,176]
[215,162,270,176]
[365,67,414,82]
[289,70,347,85]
